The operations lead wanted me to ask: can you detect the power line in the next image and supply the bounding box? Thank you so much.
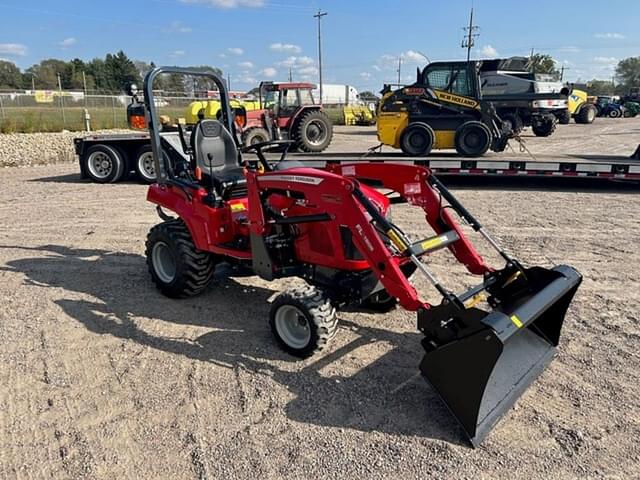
[313,9,327,105]
[461,7,479,62]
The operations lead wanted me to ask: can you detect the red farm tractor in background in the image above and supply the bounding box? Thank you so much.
[240,81,333,152]
[134,67,582,447]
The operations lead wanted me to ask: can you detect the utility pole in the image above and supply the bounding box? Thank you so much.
[397,57,402,85]
[289,68,293,82]
[461,7,479,62]
[227,73,231,92]
[313,9,327,105]
[57,73,66,127]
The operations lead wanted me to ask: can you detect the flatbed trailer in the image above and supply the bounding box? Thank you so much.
[74,132,640,183]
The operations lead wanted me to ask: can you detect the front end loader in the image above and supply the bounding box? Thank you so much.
[377,61,511,157]
[139,67,582,447]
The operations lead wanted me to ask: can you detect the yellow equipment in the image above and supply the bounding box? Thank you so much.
[567,89,597,124]
[377,61,509,156]
[185,99,261,124]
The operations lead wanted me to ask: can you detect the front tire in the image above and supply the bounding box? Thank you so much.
[269,286,338,357]
[400,123,434,156]
[455,121,492,156]
[609,108,622,118]
[83,144,125,183]
[532,116,557,137]
[242,127,270,147]
[145,219,215,298]
[575,104,597,124]
[295,110,333,152]
[557,110,571,125]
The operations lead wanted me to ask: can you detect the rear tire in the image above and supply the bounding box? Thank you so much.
[501,113,524,134]
[575,104,597,124]
[361,290,398,312]
[455,121,492,156]
[295,110,333,152]
[83,144,125,183]
[135,145,156,184]
[609,108,622,118]
[242,127,270,147]
[269,285,338,358]
[557,110,571,125]
[400,123,435,156]
[145,219,215,298]
[531,116,557,137]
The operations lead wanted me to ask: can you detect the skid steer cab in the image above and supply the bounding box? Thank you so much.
[377,60,510,157]
[139,66,582,447]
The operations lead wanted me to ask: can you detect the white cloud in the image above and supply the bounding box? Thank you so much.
[593,56,617,64]
[227,47,243,55]
[372,65,381,72]
[170,50,186,58]
[376,50,427,70]
[360,72,371,80]
[179,0,264,8]
[269,43,301,54]
[277,56,314,68]
[595,32,625,39]
[58,38,76,49]
[218,53,227,58]
[238,61,254,68]
[260,67,277,78]
[403,50,427,63]
[297,66,318,76]
[165,21,192,33]
[480,45,498,58]
[0,43,28,56]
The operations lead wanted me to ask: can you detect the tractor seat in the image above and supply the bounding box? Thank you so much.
[191,119,245,194]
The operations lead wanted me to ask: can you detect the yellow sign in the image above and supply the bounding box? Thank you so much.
[34,90,55,103]
[434,90,479,109]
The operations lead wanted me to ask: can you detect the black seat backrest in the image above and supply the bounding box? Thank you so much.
[190,119,239,176]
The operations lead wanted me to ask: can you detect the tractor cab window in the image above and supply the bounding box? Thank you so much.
[299,89,315,106]
[280,89,301,108]
[425,65,473,97]
[263,90,277,109]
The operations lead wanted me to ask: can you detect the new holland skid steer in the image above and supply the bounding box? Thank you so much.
[377,60,511,156]
[135,67,582,447]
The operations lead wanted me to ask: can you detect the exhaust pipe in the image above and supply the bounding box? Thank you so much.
[418,264,582,447]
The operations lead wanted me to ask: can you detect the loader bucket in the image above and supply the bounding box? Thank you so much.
[418,265,582,447]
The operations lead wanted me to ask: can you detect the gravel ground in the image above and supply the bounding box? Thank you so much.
[0,123,639,479]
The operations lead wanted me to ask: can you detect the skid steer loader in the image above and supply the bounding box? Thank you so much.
[377,60,511,156]
[137,67,582,447]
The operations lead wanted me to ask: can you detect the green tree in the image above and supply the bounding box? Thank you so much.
[0,60,22,89]
[102,50,141,92]
[24,59,69,89]
[528,54,559,75]
[587,79,615,96]
[615,57,640,90]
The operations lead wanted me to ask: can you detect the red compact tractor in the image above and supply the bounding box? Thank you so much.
[240,81,333,152]
[137,68,582,447]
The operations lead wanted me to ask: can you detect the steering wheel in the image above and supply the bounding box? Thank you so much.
[240,140,295,172]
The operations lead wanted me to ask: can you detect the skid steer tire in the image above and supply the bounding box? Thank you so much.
[400,123,434,156]
[269,285,338,358]
[146,219,215,298]
[242,127,270,147]
[501,113,524,135]
[295,110,333,152]
[83,144,126,183]
[575,104,597,124]
[455,121,492,156]
[557,110,571,125]
[532,117,557,137]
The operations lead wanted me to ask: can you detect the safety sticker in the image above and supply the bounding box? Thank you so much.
[510,314,524,328]
[404,182,421,194]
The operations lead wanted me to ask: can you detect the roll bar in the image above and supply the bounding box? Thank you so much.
[142,67,233,185]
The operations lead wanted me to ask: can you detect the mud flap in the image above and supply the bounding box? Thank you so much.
[418,265,582,447]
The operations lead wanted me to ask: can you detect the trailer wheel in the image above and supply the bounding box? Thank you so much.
[269,285,338,358]
[575,104,596,124]
[83,144,125,183]
[532,116,557,137]
[242,127,270,147]
[400,123,434,156]
[135,145,156,184]
[295,110,333,152]
[146,219,215,298]
[455,121,492,156]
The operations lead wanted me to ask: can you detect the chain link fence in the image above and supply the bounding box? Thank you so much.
[0,91,200,133]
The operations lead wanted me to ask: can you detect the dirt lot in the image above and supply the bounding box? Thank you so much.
[1,120,639,479]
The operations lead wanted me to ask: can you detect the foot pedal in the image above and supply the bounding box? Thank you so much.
[407,230,459,257]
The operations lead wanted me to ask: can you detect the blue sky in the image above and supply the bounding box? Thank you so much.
[1,0,639,91]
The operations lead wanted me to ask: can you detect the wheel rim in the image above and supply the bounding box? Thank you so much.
[87,151,113,179]
[305,120,326,145]
[408,131,428,150]
[138,151,156,180]
[275,305,311,349]
[152,241,176,284]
